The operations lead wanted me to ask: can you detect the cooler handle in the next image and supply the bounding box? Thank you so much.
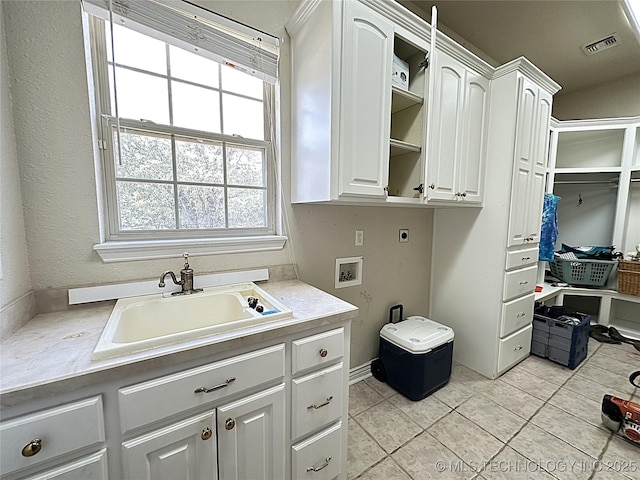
[389,304,403,324]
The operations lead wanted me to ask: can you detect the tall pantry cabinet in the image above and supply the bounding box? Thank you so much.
[430,59,561,379]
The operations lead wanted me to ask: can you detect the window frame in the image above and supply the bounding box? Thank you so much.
[87,16,284,261]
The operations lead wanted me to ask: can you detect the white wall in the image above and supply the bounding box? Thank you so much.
[553,72,640,120]
[2,0,434,367]
[0,1,34,338]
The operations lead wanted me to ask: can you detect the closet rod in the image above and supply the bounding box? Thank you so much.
[555,178,640,185]
[554,180,618,185]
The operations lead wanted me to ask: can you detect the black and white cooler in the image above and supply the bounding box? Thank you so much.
[376,316,454,401]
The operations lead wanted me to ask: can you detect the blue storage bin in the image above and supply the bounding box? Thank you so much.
[532,310,590,369]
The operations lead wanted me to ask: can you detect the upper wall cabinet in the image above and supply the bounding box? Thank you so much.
[425,50,489,204]
[506,77,553,247]
[287,0,492,207]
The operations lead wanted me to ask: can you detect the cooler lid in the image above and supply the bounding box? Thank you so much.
[380,316,454,353]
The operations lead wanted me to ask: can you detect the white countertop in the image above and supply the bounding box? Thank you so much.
[0,280,358,403]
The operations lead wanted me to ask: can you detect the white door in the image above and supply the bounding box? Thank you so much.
[458,72,489,203]
[339,0,393,197]
[524,89,553,243]
[426,51,465,202]
[122,411,217,480]
[217,384,285,480]
[507,77,538,247]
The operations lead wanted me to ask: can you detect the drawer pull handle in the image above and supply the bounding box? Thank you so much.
[225,418,236,430]
[308,396,333,410]
[514,345,523,351]
[521,256,530,261]
[519,281,528,285]
[319,348,328,358]
[194,377,236,394]
[201,427,213,440]
[307,456,332,472]
[516,312,526,317]
[21,438,42,457]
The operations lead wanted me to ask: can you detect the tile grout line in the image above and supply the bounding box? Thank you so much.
[350,342,640,480]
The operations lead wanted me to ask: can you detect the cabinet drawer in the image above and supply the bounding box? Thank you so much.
[292,328,344,375]
[501,294,535,337]
[292,363,344,440]
[497,325,532,374]
[292,421,342,480]
[0,397,105,477]
[28,449,108,480]
[505,247,538,271]
[503,266,537,301]
[119,344,285,433]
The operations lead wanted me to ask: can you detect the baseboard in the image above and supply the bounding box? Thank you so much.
[349,359,373,385]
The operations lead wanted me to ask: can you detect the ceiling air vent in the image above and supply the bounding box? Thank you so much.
[581,33,621,55]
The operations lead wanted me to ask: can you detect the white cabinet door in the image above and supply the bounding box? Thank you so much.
[524,89,553,243]
[426,51,465,202]
[122,411,217,480]
[339,0,393,198]
[426,51,488,204]
[507,77,551,247]
[217,384,285,480]
[458,71,489,203]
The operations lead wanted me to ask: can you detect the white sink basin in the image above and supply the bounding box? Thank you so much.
[92,282,292,361]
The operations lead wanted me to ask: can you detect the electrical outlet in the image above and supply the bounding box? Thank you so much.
[399,229,409,243]
[355,230,364,246]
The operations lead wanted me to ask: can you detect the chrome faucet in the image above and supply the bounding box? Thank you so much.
[159,252,203,296]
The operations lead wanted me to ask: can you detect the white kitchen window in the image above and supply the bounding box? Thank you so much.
[83,0,285,261]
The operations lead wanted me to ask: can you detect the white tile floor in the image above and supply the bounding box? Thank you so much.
[347,339,640,480]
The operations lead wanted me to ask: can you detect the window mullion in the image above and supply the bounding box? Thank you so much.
[223,142,229,229]
[218,65,230,229]
[166,44,180,230]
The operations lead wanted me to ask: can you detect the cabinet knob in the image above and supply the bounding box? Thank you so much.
[225,418,236,431]
[461,192,467,197]
[21,438,42,457]
[428,183,436,190]
[319,348,328,358]
[201,427,213,441]
[307,456,332,472]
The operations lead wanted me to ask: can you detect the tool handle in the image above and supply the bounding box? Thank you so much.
[389,304,403,324]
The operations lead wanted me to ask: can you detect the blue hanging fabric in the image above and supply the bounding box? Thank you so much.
[539,193,560,261]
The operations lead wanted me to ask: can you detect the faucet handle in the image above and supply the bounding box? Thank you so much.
[183,252,190,268]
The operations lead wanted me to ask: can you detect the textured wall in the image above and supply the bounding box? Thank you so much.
[2,0,296,290]
[553,72,640,120]
[2,0,434,367]
[0,0,33,329]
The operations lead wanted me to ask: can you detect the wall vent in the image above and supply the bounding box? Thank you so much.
[581,33,621,55]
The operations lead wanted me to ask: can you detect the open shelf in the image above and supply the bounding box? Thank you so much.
[390,138,421,156]
[387,33,428,201]
[555,128,625,169]
[391,86,423,113]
